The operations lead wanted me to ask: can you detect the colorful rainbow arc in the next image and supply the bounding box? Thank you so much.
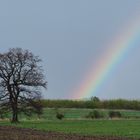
[72,19,140,99]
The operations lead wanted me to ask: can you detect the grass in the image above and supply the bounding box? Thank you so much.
[42,108,140,120]
[0,119,140,138]
[0,108,140,138]
[3,108,140,120]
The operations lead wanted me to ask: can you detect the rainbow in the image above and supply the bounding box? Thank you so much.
[72,19,140,99]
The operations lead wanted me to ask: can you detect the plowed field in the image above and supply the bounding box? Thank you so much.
[0,126,138,140]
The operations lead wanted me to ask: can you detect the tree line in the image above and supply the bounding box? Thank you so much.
[41,98,140,110]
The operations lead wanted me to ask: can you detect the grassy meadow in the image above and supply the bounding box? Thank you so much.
[0,108,140,138]
[16,108,140,120]
[0,119,140,139]
[42,108,140,120]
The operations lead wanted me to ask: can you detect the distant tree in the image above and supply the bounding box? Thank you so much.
[0,48,47,123]
[90,96,100,102]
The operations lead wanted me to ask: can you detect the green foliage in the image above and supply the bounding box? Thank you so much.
[56,112,64,120]
[41,99,140,110]
[86,110,103,119]
[108,111,122,118]
[30,100,44,119]
[0,107,10,120]
[90,96,100,102]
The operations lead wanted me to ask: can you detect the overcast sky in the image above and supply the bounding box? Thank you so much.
[0,0,140,99]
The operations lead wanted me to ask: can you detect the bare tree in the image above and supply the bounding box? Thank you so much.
[0,48,47,123]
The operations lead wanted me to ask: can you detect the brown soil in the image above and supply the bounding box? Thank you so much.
[0,126,138,140]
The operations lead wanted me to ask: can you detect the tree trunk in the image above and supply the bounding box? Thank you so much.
[11,102,19,123]
[11,110,19,123]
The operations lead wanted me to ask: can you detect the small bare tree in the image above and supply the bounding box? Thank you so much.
[0,48,47,123]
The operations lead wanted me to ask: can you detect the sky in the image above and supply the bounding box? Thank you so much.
[0,0,140,99]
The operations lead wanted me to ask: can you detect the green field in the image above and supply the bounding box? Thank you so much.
[0,108,140,138]
[3,108,140,120]
[41,108,140,120]
[0,120,140,138]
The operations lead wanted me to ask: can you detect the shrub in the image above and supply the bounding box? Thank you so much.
[56,112,64,120]
[108,111,122,118]
[86,110,103,119]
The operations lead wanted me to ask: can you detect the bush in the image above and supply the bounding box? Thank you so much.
[86,110,103,119]
[108,111,122,118]
[56,112,64,120]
